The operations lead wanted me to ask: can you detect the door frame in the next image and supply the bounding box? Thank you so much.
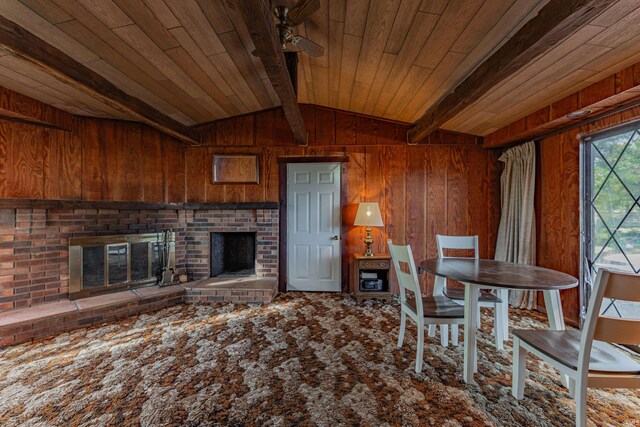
[278,156,350,293]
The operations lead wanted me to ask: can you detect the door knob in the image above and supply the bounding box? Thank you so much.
[331,235,340,240]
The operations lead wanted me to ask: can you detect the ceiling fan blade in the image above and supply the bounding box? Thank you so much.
[286,0,320,26]
[291,35,324,57]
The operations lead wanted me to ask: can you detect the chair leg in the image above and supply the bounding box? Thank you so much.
[476,304,481,329]
[451,324,459,346]
[512,337,526,400]
[397,310,406,348]
[440,324,449,347]
[575,380,587,427]
[428,324,436,337]
[494,305,504,350]
[415,322,424,373]
[568,378,576,399]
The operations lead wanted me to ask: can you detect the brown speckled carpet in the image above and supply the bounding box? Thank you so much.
[0,293,638,427]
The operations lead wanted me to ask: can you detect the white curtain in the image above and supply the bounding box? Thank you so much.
[495,141,537,309]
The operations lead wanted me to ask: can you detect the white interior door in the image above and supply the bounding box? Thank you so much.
[287,163,342,292]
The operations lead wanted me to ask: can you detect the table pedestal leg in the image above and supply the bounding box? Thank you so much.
[543,290,565,330]
[464,283,479,384]
[543,289,570,388]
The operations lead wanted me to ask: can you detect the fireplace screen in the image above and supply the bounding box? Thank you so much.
[69,232,174,299]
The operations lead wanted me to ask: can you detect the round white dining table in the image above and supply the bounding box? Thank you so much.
[420,258,579,384]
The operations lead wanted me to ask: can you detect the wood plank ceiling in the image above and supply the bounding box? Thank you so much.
[443,0,640,135]
[1,0,640,136]
[0,0,280,125]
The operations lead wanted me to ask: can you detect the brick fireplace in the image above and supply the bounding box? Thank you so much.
[0,204,279,312]
[0,202,279,347]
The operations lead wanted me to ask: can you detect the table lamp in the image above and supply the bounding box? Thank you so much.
[354,202,384,257]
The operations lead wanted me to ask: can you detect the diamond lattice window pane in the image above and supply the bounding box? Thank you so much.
[615,204,640,273]
[592,148,609,191]
[593,130,634,166]
[612,132,640,198]
[592,213,611,260]
[594,237,633,272]
[593,172,635,231]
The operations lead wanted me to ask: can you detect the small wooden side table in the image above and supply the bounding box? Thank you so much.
[352,254,392,303]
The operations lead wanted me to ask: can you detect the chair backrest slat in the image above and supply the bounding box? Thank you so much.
[434,235,479,296]
[594,317,640,346]
[578,268,640,376]
[388,240,423,316]
[436,235,479,258]
[603,271,640,302]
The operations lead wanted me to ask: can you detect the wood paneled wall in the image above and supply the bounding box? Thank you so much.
[0,101,500,296]
[186,105,501,293]
[537,104,640,324]
[0,117,186,202]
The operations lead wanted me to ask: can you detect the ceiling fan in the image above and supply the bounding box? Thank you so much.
[270,0,324,57]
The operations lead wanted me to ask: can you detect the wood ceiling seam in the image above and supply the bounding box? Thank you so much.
[111,0,180,51]
[413,0,484,69]
[17,0,74,25]
[1,0,98,63]
[588,4,640,48]
[195,0,234,34]
[354,0,400,85]
[221,1,274,103]
[167,27,235,98]
[217,30,275,109]
[401,51,466,122]
[454,23,609,123]
[384,0,423,55]
[383,64,433,119]
[75,0,133,29]
[362,52,396,115]
[162,0,225,56]
[449,0,513,55]
[337,34,362,110]
[112,24,211,100]
[483,43,612,115]
[379,12,439,98]
[327,18,345,107]
[55,20,210,123]
[344,0,370,37]
[142,0,181,29]
[208,51,263,112]
[162,46,235,117]
[481,69,598,131]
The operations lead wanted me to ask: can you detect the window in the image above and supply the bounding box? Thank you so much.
[582,122,640,321]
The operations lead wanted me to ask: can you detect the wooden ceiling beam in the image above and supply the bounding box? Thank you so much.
[407,0,617,144]
[484,61,640,147]
[0,15,200,145]
[233,0,308,146]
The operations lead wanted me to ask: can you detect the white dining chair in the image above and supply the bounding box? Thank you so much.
[512,268,640,427]
[435,235,507,349]
[388,240,465,373]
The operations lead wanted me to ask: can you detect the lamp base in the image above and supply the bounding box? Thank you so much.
[363,227,375,257]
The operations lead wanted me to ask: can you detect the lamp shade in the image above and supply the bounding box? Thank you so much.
[353,202,384,227]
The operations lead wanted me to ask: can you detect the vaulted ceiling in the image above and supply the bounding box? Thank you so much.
[1,0,640,137]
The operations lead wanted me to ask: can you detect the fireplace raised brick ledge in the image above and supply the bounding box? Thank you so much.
[0,204,279,348]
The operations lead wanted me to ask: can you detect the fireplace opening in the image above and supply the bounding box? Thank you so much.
[210,232,256,277]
